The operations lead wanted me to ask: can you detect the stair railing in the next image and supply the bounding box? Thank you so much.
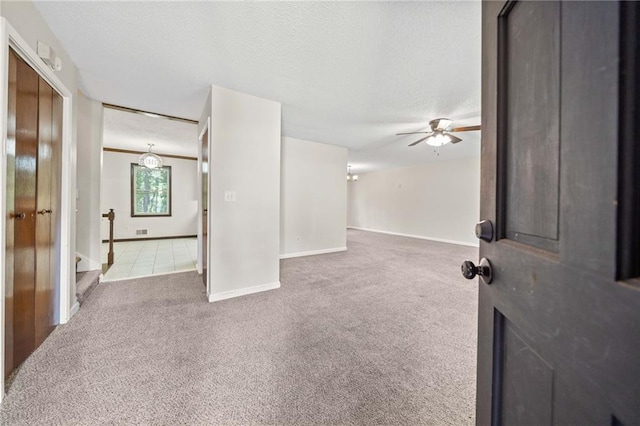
[102,209,115,265]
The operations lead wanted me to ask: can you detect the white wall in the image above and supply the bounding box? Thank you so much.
[76,93,102,271]
[101,151,198,240]
[201,85,281,301]
[348,156,480,246]
[1,2,78,96]
[280,137,347,257]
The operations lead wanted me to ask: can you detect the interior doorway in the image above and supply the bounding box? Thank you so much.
[99,105,199,282]
[199,123,209,289]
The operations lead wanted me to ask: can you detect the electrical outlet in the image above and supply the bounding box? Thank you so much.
[296,236,301,242]
[224,191,236,202]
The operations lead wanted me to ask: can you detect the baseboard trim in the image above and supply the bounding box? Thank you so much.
[101,269,196,283]
[69,300,80,320]
[347,226,479,248]
[280,247,347,259]
[208,281,280,303]
[101,235,197,243]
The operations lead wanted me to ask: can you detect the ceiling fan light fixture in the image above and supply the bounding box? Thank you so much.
[431,118,452,131]
[426,132,450,147]
[401,118,480,148]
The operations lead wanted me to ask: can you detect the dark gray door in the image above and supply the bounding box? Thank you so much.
[474,1,640,424]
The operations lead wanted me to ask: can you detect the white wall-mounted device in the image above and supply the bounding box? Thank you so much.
[37,41,62,72]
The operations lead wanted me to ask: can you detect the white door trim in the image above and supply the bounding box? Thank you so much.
[0,18,76,402]
[197,117,211,296]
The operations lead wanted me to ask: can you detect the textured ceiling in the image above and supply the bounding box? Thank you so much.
[34,1,481,172]
[102,108,198,157]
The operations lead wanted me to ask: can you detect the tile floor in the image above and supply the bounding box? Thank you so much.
[101,238,198,281]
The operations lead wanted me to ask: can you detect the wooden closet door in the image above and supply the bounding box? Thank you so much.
[5,50,62,378]
[35,78,54,346]
[5,49,18,377]
[9,50,39,373]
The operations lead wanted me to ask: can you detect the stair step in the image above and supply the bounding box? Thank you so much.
[76,270,101,305]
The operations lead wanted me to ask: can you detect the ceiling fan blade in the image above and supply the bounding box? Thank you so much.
[396,131,430,136]
[447,134,463,144]
[408,135,432,146]
[450,125,481,132]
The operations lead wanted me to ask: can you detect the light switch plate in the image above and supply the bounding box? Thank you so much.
[224,191,236,202]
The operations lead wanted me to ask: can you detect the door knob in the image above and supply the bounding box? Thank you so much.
[461,258,493,284]
[9,212,26,220]
[475,220,493,242]
[37,209,47,215]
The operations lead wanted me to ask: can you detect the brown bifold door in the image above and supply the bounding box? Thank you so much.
[5,46,20,377]
[35,76,56,347]
[469,1,640,424]
[5,49,62,378]
[6,49,39,376]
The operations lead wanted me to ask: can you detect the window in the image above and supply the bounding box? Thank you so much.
[131,164,172,217]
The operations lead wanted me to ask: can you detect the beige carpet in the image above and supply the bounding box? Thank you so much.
[75,270,101,304]
[0,229,478,425]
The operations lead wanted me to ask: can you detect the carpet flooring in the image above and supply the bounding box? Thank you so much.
[75,270,101,305]
[0,229,478,425]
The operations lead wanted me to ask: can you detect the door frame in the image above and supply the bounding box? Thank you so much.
[0,18,75,401]
[197,117,210,296]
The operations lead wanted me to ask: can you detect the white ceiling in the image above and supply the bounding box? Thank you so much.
[34,1,481,173]
[102,108,198,158]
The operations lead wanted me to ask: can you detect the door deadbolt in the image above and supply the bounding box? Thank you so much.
[475,220,493,242]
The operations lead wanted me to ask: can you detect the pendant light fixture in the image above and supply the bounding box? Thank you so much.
[347,165,358,182]
[138,143,163,169]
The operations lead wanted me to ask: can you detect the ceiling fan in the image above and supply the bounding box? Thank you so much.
[397,118,481,147]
